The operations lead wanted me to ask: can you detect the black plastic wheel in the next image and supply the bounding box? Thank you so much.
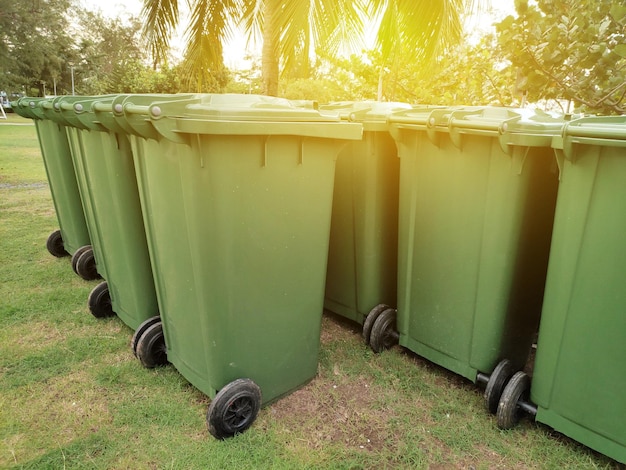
[497,371,530,429]
[362,303,390,345]
[484,359,514,414]
[369,307,399,353]
[75,246,100,281]
[207,378,262,439]
[46,230,68,257]
[71,245,92,275]
[135,321,168,368]
[88,281,115,318]
[131,315,161,357]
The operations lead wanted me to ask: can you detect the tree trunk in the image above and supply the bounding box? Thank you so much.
[377,66,385,101]
[262,0,280,96]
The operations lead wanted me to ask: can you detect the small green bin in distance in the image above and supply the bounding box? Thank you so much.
[118,93,362,438]
[525,117,626,463]
[321,101,410,325]
[12,97,91,257]
[52,95,160,330]
[387,106,563,384]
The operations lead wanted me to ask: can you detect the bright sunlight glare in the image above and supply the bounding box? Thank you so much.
[79,0,517,69]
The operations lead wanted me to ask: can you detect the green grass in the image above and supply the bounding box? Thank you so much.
[0,119,621,469]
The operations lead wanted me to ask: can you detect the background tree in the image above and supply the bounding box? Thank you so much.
[0,0,74,96]
[368,0,479,100]
[240,0,364,95]
[409,34,517,106]
[73,10,147,94]
[496,0,626,114]
[141,0,238,92]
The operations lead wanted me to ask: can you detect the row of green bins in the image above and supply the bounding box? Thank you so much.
[369,107,563,414]
[12,97,92,261]
[41,96,103,282]
[114,93,362,438]
[42,95,161,330]
[497,116,626,464]
[321,101,410,329]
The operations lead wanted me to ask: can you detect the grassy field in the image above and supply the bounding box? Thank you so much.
[0,115,621,469]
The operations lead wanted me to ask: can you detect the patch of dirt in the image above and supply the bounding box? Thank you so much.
[269,373,393,452]
[320,311,361,344]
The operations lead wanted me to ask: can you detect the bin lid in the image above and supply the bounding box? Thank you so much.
[389,106,565,151]
[177,94,343,122]
[389,106,564,135]
[142,93,363,141]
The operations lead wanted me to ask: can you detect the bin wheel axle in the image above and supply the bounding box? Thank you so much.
[362,304,390,345]
[497,371,532,429]
[135,320,168,369]
[483,359,514,414]
[74,246,101,281]
[207,378,262,439]
[369,307,399,353]
[88,281,115,319]
[131,316,162,358]
[46,229,69,258]
[71,245,92,275]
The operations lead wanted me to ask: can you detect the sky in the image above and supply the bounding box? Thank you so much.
[79,0,517,69]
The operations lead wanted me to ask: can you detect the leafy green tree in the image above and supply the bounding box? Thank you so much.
[409,34,517,106]
[72,10,148,94]
[496,0,626,114]
[0,0,75,95]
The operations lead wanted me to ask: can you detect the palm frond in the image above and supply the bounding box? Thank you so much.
[240,0,264,48]
[373,0,476,65]
[181,0,241,91]
[141,0,181,67]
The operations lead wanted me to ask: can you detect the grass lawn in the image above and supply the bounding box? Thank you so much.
[0,116,620,469]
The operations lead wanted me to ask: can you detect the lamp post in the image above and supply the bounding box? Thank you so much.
[70,65,75,96]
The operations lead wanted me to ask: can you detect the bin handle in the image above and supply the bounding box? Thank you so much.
[119,103,151,116]
[93,101,113,113]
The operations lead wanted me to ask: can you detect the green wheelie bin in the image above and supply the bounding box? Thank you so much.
[373,107,563,413]
[496,116,626,464]
[321,101,409,327]
[47,95,161,331]
[116,93,362,438]
[12,97,92,261]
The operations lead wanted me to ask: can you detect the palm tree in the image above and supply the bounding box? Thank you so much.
[240,0,366,95]
[370,0,477,100]
[142,0,240,91]
[141,0,479,96]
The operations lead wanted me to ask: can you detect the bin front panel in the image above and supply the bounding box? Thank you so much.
[324,130,399,322]
[185,134,339,404]
[532,141,626,463]
[394,126,557,381]
[34,119,90,255]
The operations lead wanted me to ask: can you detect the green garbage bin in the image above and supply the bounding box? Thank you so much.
[117,93,362,438]
[376,107,562,412]
[12,97,92,260]
[321,101,409,326]
[47,95,161,330]
[496,116,626,464]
